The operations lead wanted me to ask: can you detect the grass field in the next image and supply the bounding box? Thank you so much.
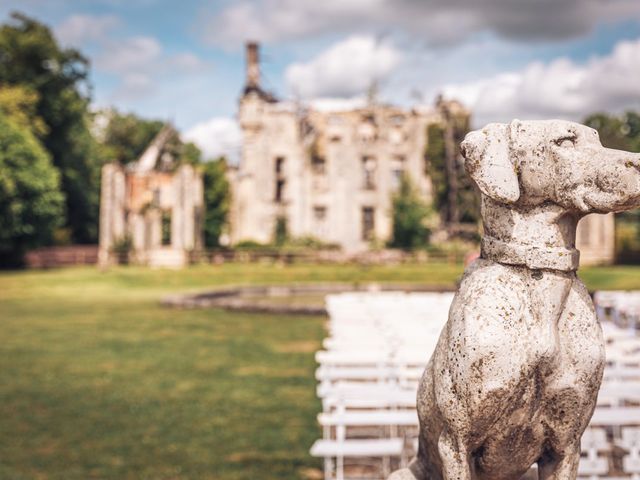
[2,262,640,479]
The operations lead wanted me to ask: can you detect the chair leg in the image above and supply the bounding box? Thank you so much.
[324,457,333,480]
[383,455,390,478]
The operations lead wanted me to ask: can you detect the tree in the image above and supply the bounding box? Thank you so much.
[273,216,288,246]
[0,12,101,243]
[584,112,640,152]
[180,141,203,166]
[426,101,479,227]
[389,174,432,250]
[97,110,203,168]
[202,158,230,247]
[0,85,47,138]
[97,110,164,165]
[0,112,65,266]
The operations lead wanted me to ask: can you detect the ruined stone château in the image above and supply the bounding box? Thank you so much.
[229,43,465,252]
[99,125,204,268]
[229,42,614,264]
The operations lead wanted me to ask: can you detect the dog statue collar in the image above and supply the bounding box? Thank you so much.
[481,235,580,272]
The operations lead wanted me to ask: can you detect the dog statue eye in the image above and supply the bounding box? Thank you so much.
[555,136,576,147]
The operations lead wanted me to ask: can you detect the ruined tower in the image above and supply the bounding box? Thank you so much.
[245,41,260,92]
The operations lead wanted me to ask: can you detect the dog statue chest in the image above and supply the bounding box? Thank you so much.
[522,269,574,367]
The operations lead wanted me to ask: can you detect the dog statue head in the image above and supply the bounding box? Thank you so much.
[461,120,640,214]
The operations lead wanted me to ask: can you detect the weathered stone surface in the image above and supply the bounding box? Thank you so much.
[390,120,640,480]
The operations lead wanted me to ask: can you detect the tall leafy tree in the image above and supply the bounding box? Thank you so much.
[425,103,478,227]
[202,158,230,247]
[389,174,432,250]
[0,85,47,138]
[584,112,640,152]
[0,111,64,266]
[0,12,100,243]
[97,110,203,167]
[97,110,164,165]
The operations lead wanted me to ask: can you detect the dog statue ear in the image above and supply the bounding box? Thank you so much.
[461,122,520,204]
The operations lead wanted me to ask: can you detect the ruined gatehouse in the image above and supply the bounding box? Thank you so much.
[98,125,204,268]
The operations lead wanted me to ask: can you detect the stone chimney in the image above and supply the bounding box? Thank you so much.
[246,41,260,89]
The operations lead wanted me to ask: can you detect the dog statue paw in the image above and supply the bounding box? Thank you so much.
[387,468,418,480]
[389,120,640,480]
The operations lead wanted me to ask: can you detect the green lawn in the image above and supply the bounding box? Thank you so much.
[1,262,640,479]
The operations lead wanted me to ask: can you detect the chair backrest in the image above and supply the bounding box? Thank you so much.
[581,427,608,451]
[622,427,640,448]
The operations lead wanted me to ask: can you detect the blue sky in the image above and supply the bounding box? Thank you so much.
[2,0,640,159]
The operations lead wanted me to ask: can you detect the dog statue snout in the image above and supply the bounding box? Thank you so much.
[578,146,640,212]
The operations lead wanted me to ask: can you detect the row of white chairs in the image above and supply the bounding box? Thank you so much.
[313,293,451,480]
[596,291,640,334]
[312,291,640,480]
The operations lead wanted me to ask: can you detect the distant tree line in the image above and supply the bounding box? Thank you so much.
[0,12,230,266]
[585,112,640,152]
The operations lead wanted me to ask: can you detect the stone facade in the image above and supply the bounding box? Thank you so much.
[230,43,616,264]
[98,125,204,268]
[576,212,616,265]
[230,43,461,252]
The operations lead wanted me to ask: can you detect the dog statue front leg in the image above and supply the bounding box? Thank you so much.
[438,430,472,480]
[537,443,580,480]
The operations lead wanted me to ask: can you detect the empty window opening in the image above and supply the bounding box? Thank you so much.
[362,207,375,241]
[391,156,406,190]
[275,179,286,203]
[313,206,327,221]
[161,210,172,246]
[152,188,161,207]
[312,155,327,174]
[362,156,377,190]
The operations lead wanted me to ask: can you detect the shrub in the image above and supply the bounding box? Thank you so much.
[388,174,432,251]
[0,112,64,266]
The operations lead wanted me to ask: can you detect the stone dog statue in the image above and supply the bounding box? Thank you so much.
[390,120,640,480]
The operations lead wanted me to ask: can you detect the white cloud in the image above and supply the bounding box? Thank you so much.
[55,14,120,46]
[98,36,209,100]
[97,36,162,73]
[440,38,640,126]
[205,0,391,47]
[183,117,242,163]
[116,73,155,99]
[204,0,640,48]
[168,53,207,71]
[54,13,211,103]
[285,35,402,99]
